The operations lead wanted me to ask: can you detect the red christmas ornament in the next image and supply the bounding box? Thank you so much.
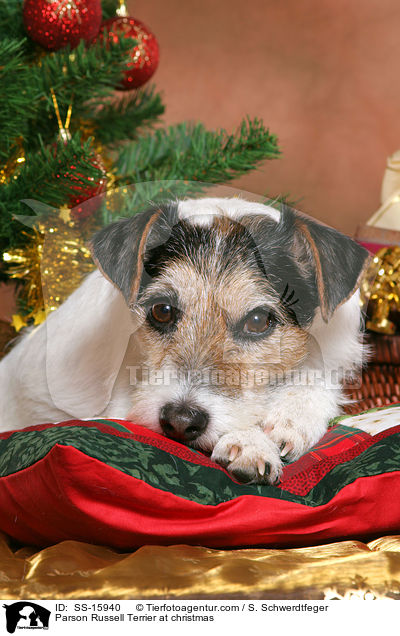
[54,149,107,222]
[99,16,159,90]
[23,0,102,51]
[67,153,107,222]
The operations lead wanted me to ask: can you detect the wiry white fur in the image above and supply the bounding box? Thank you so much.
[177,197,281,226]
[0,197,365,484]
[0,270,138,429]
[308,290,365,378]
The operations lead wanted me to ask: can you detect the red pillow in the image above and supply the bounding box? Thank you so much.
[0,410,398,548]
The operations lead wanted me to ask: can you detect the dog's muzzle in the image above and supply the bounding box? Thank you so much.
[159,402,209,443]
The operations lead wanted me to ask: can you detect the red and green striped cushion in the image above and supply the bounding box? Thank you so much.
[0,408,399,548]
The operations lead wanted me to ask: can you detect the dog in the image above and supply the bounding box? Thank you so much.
[0,197,370,484]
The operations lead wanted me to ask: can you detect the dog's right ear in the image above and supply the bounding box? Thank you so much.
[90,206,167,306]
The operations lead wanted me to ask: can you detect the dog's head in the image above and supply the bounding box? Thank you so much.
[90,198,369,451]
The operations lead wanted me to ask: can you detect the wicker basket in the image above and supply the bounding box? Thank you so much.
[344,332,400,414]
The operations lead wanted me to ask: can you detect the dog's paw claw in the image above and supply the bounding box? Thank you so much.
[280,441,293,458]
[229,445,240,462]
[256,458,266,477]
[271,429,310,462]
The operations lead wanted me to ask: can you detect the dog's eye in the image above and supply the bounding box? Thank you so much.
[242,309,272,335]
[151,303,175,324]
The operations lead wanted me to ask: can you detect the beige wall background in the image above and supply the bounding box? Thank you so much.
[132,0,400,234]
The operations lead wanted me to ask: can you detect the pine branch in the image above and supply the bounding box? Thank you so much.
[116,118,280,182]
[90,87,165,145]
[35,37,135,104]
[0,134,104,252]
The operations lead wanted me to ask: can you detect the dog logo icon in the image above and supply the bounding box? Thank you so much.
[3,602,50,633]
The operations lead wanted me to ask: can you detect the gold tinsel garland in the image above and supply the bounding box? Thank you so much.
[360,246,400,335]
[0,137,26,185]
[3,214,95,331]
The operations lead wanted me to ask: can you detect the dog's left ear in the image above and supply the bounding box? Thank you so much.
[290,208,370,322]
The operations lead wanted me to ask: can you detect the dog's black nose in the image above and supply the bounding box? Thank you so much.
[159,402,209,442]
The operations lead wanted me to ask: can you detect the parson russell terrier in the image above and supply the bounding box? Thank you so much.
[0,197,370,484]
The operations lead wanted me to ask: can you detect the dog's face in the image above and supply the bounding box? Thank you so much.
[90,198,369,453]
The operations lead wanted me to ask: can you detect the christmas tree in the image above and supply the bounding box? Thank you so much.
[0,0,280,328]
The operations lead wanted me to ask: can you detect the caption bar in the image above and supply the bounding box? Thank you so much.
[0,598,392,635]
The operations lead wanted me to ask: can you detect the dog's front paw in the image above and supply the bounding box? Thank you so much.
[265,414,327,462]
[211,429,282,485]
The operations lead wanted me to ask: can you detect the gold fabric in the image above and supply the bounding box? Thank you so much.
[0,533,399,599]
